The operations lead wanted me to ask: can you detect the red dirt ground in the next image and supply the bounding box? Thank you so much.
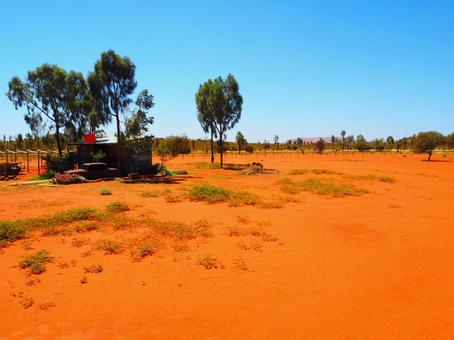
[1,153,454,339]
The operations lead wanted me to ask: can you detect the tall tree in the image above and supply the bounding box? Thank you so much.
[236,131,246,154]
[273,135,279,150]
[88,50,137,173]
[196,79,217,163]
[196,74,243,167]
[7,65,89,156]
[340,130,346,151]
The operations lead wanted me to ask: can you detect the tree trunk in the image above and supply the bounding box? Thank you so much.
[220,131,224,168]
[428,150,432,161]
[210,130,214,163]
[55,125,63,157]
[115,112,122,175]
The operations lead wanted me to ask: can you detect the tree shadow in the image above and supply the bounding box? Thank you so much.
[122,175,200,185]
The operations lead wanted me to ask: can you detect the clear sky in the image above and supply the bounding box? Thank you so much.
[1,0,453,142]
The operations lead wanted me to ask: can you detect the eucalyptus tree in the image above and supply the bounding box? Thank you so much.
[196,79,217,162]
[88,50,137,172]
[196,74,243,167]
[273,135,279,150]
[7,64,90,156]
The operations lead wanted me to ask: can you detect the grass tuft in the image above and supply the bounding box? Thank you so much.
[106,201,129,213]
[0,221,28,247]
[188,184,264,207]
[98,188,112,195]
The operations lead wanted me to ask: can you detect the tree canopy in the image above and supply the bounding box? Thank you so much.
[413,131,445,161]
[195,74,243,167]
[7,64,91,156]
[88,50,137,172]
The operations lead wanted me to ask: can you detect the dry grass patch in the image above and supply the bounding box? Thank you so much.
[95,239,123,255]
[71,237,89,247]
[237,240,263,252]
[289,168,339,175]
[106,201,130,213]
[188,184,281,208]
[345,174,396,183]
[278,178,368,197]
[98,188,112,195]
[75,220,99,233]
[84,264,103,274]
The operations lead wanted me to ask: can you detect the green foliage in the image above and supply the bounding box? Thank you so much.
[19,250,53,274]
[157,136,191,164]
[44,153,76,173]
[106,201,130,213]
[7,65,91,156]
[125,90,154,138]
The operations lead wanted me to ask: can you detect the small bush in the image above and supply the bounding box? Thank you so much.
[188,184,230,203]
[98,188,112,195]
[95,239,123,255]
[106,201,130,213]
[19,250,53,275]
[53,173,86,185]
[75,220,99,233]
[0,221,28,246]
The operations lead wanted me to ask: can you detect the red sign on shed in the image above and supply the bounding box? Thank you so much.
[84,133,96,144]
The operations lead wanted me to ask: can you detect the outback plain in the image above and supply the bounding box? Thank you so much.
[1,152,454,339]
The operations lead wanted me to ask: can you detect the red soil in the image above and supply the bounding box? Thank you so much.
[1,153,454,339]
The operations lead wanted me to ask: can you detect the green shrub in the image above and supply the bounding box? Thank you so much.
[0,221,28,246]
[19,250,53,274]
[106,201,129,213]
[44,153,76,173]
[188,184,230,203]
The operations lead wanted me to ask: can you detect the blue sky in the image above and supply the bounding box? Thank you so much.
[0,0,453,142]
